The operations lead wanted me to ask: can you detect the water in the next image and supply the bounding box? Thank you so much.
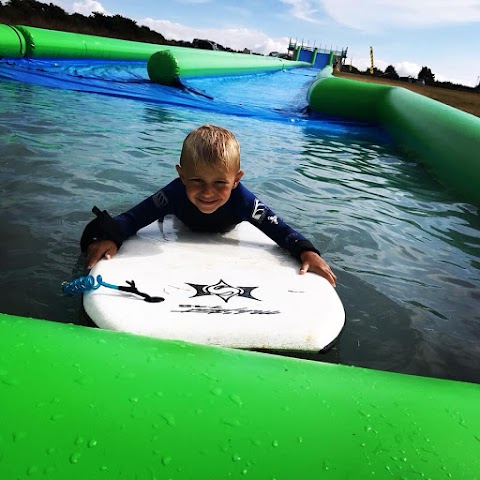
[1,60,479,383]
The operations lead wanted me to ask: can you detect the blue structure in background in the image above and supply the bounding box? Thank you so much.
[289,39,348,69]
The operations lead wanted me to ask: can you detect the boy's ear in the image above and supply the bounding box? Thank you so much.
[233,170,244,188]
[176,165,185,183]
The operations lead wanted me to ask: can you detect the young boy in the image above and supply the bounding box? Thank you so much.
[81,124,336,286]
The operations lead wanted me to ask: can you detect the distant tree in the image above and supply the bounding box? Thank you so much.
[418,66,435,85]
[384,65,399,80]
[363,66,383,77]
[0,0,170,43]
[340,63,360,74]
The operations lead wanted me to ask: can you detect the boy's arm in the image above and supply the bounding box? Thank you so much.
[254,208,337,286]
[80,183,176,266]
[80,196,161,254]
[238,187,336,285]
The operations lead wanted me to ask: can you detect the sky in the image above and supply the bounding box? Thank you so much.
[51,0,480,87]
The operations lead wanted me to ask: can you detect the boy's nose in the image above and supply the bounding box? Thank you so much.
[202,184,215,196]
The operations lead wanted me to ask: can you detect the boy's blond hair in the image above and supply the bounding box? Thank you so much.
[180,124,240,171]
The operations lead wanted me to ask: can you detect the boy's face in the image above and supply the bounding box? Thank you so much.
[176,162,244,214]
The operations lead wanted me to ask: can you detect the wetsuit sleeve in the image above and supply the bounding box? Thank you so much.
[80,182,175,252]
[236,184,321,259]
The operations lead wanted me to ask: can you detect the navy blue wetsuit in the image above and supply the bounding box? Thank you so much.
[82,178,319,259]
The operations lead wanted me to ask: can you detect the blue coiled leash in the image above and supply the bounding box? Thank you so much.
[63,275,164,303]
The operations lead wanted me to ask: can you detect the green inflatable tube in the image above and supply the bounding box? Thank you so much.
[307,72,480,205]
[1,312,479,479]
[0,24,26,58]
[147,49,309,85]
[13,25,172,60]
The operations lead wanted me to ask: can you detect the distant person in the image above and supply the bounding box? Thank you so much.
[81,124,336,286]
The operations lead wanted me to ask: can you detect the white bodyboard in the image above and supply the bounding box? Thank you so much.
[84,217,345,351]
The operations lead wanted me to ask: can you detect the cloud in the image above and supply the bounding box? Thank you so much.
[280,0,324,23]
[174,0,211,3]
[346,55,476,86]
[319,0,480,31]
[348,53,426,77]
[394,61,422,78]
[72,0,110,16]
[140,17,290,54]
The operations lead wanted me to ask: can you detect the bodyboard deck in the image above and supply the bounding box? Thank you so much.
[84,217,345,351]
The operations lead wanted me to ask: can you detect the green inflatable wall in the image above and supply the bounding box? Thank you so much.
[0,25,310,81]
[147,49,308,86]
[1,313,479,479]
[308,72,480,205]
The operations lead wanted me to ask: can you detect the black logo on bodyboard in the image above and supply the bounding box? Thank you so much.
[187,279,259,303]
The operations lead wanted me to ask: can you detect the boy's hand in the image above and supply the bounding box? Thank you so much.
[299,251,337,287]
[86,240,118,270]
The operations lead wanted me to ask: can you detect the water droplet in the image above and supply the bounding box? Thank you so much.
[161,413,176,426]
[241,469,248,475]
[75,436,85,445]
[162,456,172,466]
[13,431,27,442]
[272,440,279,448]
[88,439,98,448]
[1,371,19,386]
[27,465,39,475]
[211,387,223,396]
[70,452,81,464]
[297,436,304,443]
[129,397,139,403]
[232,453,241,462]
[229,394,243,406]
[46,446,56,455]
[221,417,241,427]
[75,376,88,385]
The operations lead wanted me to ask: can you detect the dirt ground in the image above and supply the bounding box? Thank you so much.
[334,71,480,118]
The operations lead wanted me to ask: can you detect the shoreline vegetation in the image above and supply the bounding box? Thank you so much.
[1,0,478,117]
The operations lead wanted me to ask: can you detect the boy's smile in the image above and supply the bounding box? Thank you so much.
[176,163,244,214]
